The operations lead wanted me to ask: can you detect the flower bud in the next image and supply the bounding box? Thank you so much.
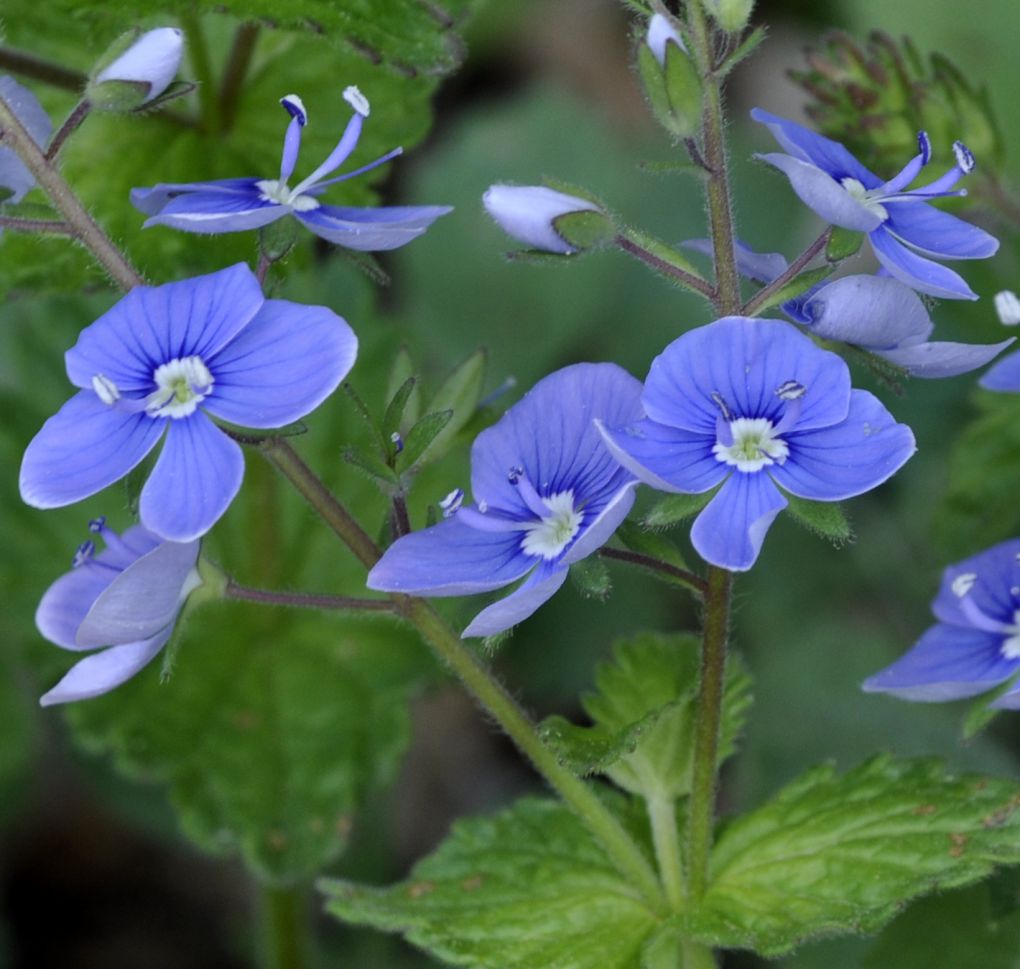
[703,0,755,33]
[482,185,613,254]
[636,12,701,139]
[88,27,184,111]
[646,13,686,67]
[995,291,1020,326]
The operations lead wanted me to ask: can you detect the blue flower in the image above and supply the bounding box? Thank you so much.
[863,539,1020,708]
[684,239,1013,378]
[36,518,201,705]
[367,364,644,637]
[752,108,998,300]
[131,87,451,250]
[20,263,357,541]
[599,317,916,571]
[482,185,603,254]
[0,76,51,204]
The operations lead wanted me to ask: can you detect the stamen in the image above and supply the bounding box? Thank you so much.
[280,94,308,125]
[710,391,733,421]
[88,516,106,533]
[776,380,805,400]
[72,540,95,568]
[479,376,518,408]
[390,431,404,453]
[917,130,932,165]
[507,465,553,519]
[952,572,977,597]
[305,147,404,190]
[92,373,120,406]
[343,85,370,117]
[994,290,1020,326]
[953,140,976,174]
[439,488,464,518]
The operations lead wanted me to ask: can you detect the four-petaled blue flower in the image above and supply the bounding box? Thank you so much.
[36,518,201,706]
[131,87,451,250]
[683,239,1013,378]
[863,539,1020,709]
[367,363,644,637]
[752,108,999,300]
[20,263,358,541]
[0,75,51,207]
[599,317,916,572]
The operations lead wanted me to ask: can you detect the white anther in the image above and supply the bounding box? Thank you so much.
[952,141,976,174]
[439,488,464,518]
[92,374,121,405]
[343,85,370,117]
[951,572,977,598]
[995,290,1020,326]
[776,380,806,400]
[280,94,307,125]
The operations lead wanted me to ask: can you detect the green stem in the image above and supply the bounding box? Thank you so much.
[401,596,666,908]
[219,22,259,132]
[180,12,219,132]
[741,228,830,317]
[0,45,85,91]
[614,233,714,298]
[46,99,91,161]
[686,565,731,899]
[597,546,707,596]
[648,795,685,912]
[687,1,741,316]
[226,581,394,613]
[0,95,143,290]
[261,884,312,969]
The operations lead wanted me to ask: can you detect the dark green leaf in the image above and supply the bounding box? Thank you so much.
[686,756,1020,956]
[322,796,662,969]
[570,556,613,601]
[826,226,864,262]
[396,409,453,473]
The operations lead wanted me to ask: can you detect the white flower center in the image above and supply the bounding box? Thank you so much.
[147,356,214,419]
[520,490,583,560]
[840,177,889,221]
[713,418,789,473]
[254,178,321,211]
[1002,608,1020,659]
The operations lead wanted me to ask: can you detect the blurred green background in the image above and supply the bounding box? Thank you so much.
[2,0,1019,966]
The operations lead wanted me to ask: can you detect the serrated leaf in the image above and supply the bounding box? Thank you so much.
[551,633,752,801]
[396,409,453,473]
[67,606,426,882]
[643,491,715,530]
[826,226,864,261]
[538,715,647,776]
[686,756,1020,956]
[783,493,852,544]
[322,795,662,969]
[422,348,487,461]
[753,265,835,314]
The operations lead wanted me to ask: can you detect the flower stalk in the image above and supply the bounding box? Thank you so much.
[225,581,395,614]
[741,227,831,316]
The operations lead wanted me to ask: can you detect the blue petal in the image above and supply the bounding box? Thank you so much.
[367,517,534,596]
[562,481,637,565]
[131,178,265,214]
[65,264,265,390]
[296,204,452,251]
[803,275,932,348]
[596,418,725,494]
[471,363,644,521]
[0,76,51,201]
[756,153,885,232]
[980,348,1020,392]
[643,317,851,434]
[883,203,999,259]
[690,472,787,571]
[878,338,1013,379]
[39,630,171,706]
[20,391,165,508]
[139,413,244,541]
[77,537,199,647]
[204,299,357,428]
[682,238,788,284]
[862,624,1017,701]
[930,540,1020,628]
[869,227,977,300]
[142,191,285,234]
[769,389,915,500]
[751,109,881,186]
[36,563,117,650]
[462,561,569,638]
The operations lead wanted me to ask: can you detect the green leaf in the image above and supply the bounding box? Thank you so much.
[395,409,453,473]
[538,715,648,776]
[752,265,835,314]
[686,756,1020,956]
[383,376,418,443]
[386,348,422,429]
[422,349,487,462]
[554,209,617,250]
[571,555,613,601]
[615,521,690,574]
[783,493,852,545]
[719,25,768,75]
[643,491,715,530]
[344,444,400,487]
[67,607,427,882]
[548,633,752,800]
[322,796,662,969]
[620,228,707,288]
[826,226,864,262]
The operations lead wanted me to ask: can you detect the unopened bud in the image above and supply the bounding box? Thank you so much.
[646,13,686,67]
[482,185,612,254]
[703,0,756,33]
[636,13,701,139]
[88,28,184,111]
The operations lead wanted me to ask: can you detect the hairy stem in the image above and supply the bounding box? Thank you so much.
[597,546,707,596]
[0,46,86,91]
[226,581,394,613]
[614,233,714,298]
[0,214,73,234]
[686,565,731,898]
[219,22,260,132]
[648,795,685,912]
[392,491,412,537]
[46,99,91,161]
[261,885,313,969]
[0,95,143,290]
[741,227,831,317]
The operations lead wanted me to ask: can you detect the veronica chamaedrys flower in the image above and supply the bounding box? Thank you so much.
[863,539,1020,709]
[367,364,643,637]
[36,518,201,705]
[131,87,451,250]
[20,263,357,542]
[599,317,915,572]
[646,12,686,65]
[482,185,603,254]
[683,239,1013,378]
[0,76,51,203]
[752,108,998,300]
[89,27,184,109]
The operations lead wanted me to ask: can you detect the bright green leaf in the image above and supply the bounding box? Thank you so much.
[386,348,422,429]
[383,376,418,443]
[826,226,864,262]
[783,493,852,545]
[322,795,662,969]
[423,349,487,461]
[396,409,453,473]
[687,756,1020,956]
[752,265,835,314]
[643,491,715,530]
